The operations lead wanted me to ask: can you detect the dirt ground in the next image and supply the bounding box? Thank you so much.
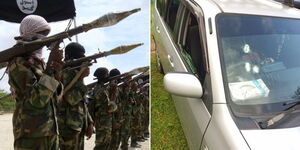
[0,113,149,150]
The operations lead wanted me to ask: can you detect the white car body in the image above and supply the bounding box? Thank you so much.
[153,0,300,149]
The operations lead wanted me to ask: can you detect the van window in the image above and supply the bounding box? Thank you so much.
[165,0,180,32]
[157,0,180,34]
[156,0,168,17]
[178,12,206,83]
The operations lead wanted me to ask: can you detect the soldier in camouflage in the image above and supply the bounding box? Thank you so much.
[109,68,124,150]
[120,79,134,150]
[130,82,143,147]
[8,15,63,149]
[56,42,94,150]
[142,84,150,138]
[90,67,116,150]
[137,87,146,142]
[137,84,150,141]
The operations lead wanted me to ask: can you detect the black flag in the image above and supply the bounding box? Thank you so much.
[0,0,76,23]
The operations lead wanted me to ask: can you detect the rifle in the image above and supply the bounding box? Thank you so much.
[64,43,143,70]
[0,8,141,68]
[86,66,149,89]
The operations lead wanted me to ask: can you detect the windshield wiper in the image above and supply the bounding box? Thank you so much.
[259,100,300,129]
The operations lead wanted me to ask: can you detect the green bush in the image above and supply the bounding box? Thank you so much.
[0,90,14,112]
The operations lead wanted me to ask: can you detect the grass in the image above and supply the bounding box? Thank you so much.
[151,52,189,150]
[0,90,14,112]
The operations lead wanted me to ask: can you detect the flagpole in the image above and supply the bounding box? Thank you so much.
[74,17,79,43]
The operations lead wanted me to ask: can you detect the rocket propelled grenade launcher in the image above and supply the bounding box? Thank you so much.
[111,66,149,82]
[64,43,143,68]
[86,66,149,89]
[118,70,149,87]
[120,66,149,77]
[0,8,141,65]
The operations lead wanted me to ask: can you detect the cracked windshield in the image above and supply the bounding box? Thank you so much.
[218,14,300,105]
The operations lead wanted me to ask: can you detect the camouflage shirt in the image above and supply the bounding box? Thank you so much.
[121,86,133,116]
[93,85,109,116]
[110,82,123,128]
[57,69,90,134]
[8,57,60,139]
[91,83,112,128]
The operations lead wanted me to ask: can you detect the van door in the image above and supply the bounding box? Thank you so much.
[153,0,184,73]
[169,2,212,150]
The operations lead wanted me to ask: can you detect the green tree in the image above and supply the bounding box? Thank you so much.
[0,90,14,112]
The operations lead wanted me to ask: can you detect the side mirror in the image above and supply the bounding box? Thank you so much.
[163,73,203,98]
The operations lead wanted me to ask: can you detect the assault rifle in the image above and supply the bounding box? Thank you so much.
[0,8,141,68]
[64,43,143,70]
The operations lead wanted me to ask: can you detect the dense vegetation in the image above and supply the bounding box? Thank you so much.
[0,90,14,113]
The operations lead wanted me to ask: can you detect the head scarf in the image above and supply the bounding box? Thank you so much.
[17,15,50,40]
[15,15,51,59]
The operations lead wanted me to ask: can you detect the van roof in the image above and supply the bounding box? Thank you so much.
[205,0,300,19]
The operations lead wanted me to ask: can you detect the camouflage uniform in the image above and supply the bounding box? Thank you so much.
[131,90,142,142]
[120,86,133,150]
[142,91,149,136]
[91,83,113,150]
[138,92,146,138]
[109,83,124,150]
[56,69,93,150]
[8,57,60,150]
[80,101,94,150]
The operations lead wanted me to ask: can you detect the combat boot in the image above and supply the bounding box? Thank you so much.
[144,132,149,138]
[130,139,141,148]
[142,136,148,141]
[121,146,128,150]
[137,136,145,142]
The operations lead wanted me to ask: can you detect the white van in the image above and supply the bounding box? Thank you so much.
[152,0,300,149]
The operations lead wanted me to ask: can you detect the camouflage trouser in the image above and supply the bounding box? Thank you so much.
[14,135,58,150]
[110,126,121,150]
[94,113,112,150]
[120,116,131,150]
[79,128,85,150]
[138,113,144,137]
[131,106,142,140]
[59,130,80,150]
[109,114,123,150]
[144,111,149,134]
[131,115,140,141]
[94,128,112,150]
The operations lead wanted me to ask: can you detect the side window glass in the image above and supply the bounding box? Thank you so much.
[156,0,168,17]
[178,11,206,84]
[165,0,180,32]
[177,9,212,113]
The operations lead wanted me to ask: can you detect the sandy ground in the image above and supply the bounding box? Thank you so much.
[0,113,149,150]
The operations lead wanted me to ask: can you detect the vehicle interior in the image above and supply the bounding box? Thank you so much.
[181,13,206,84]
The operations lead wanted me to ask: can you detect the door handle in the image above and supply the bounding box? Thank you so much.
[156,26,160,33]
[168,55,174,68]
